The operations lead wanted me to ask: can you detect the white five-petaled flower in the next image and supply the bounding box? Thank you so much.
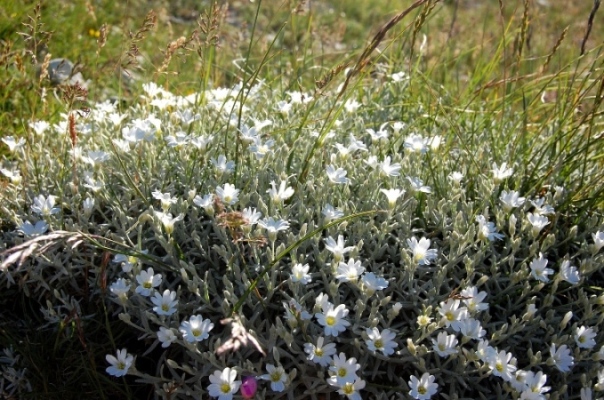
[152,190,178,211]
[380,188,405,208]
[216,183,240,205]
[500,190,526,212]
[559,259,580,285]
[366,123,389,142]
[326,165,350,184]
[249,137,275,159]
[487,350,517,382]
[150,289,178,316]
[438,299,468,331]
[407,237,438,265]
[460,286,489,313]
[0,168,22,185]
[324,235,355,263]
[335,258,365,283]
[365,327,398,356]
[432,331,459,357]
[31,194,60,216]
[304,336,337,367]
[550,343,574,372]
[457,318,486,340]
[258,217,290,241]
[105,348,134,377]
[207,367,241,400]
[110,278,130,301]
[260,364,288,392]
[360,272,389,295]
[179,314,214,343]
[328,353,360,386]
[404,133,429,154]
[210,155,235,175]
[520,371,550,399]
[290,263,312,285]
[157,327,177,348]
[283,299,312,324]
[2,136,25,151]
[379,156,401,177]
[529,253,554,283]
[322,203,344,221]
[193,194,214,215]
[267,180,294,205]
[592,231,604,252]
[18,220,49,237]
[575,326,597,349]
[476,215,504,242]
[492,162,513,181]
[316,304,350,337]
[407,176,432,193]
[408,372,439,400]
[135,267,162,296]
[334,378,366,400]
[527,212,550,236]
[531,197,555,215]
[155,211,184,235]
[242,207,262,226]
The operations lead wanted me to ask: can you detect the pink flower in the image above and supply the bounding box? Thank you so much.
[240,376,258,399]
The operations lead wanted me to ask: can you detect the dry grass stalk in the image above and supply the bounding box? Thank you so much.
[541,27,568,74]
[38,52,51,84]
[581,0,601,56]
[96,23,107,55]
[120,10,157,74]
[336,0,438,100]
[515,0,531,65]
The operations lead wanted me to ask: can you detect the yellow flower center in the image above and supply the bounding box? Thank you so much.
[143,282,152,289]
[326,316,336,326]
[342,383,354,395]
[117,362,125,370]
[374,339,383,349]
[220,383,231,393]
[418,386,427,395]
[162,304,169,311]
[315,348,324,356]
[192,329,201,337]
[270,371,282,382]
[445,311,454,321]
[496,362,504,372]
[338,368,347,377]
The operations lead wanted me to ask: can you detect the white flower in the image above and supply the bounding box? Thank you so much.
[417,313,433,328]
[529,253,554,283]
[531,197,555,215]
[193,194,214,214]
[324,235,355,263]
[500,190,526,212]
[379,156,401,177]
[150,289,178,316]
[344,99,361,113]
[334,378,366,400]
[260,364,288,392]
[335,258,365,283]
[105,349,134,377]
[82,197,95,214]
[242,207,262,226]
[207,367,241,400]
[267,180,294,204]
[110,278,130,301]
[85,150,110,166]
[2,136,25,151]
[407,176,431,193]
[316,304,350,337]
[326,165,350,184]
[460,286,489,313]
[283,299,311,324]
[438,299,468,331]
[487,350,517,382]
[457,318,486,340]
[304,336,337,367]
[30,120,50,135]
[559,259,580,285]
[135,268,162,296]
[157,327,177,348]
[366,328,398,356]
[249,138,275,159]
[322,204,344,221]
[360,273,389,295]
[575,326,597,349]
[432,331,458,357]
[152,190,178,211]
[407,237,438,265]
[592,231,604,252]
[0,168,22,185]
[492,162,513,181]
[180,315,214,343]
[155,211,184,235]
[258,217,290,240]
[476,215,504,242]
[520,371,550,399]
[216,183,239,205]
[347,133,367,152]
[366,123,389,141]
[404,133,429,154]
[290,263,312,285]
[391,71,408,82]
[476,339,497,363]
[550,343,574,372]
[449,171,464,184]
[527,212,550,236]
[380,188,405,208]
[18,220,48,237]
[328,353,360,386]
[31,194,60,216]
[408,372,439,400]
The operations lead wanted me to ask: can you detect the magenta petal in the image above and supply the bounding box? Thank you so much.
[240,376,258,399]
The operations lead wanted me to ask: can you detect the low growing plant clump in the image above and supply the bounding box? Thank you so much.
[2,1,604,399]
